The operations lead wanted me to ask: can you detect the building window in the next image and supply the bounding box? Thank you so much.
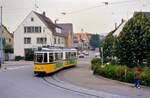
[9,38,11,42]
[24,26,41,33]
[54,37,56,44]
[27,27,31,32]
[61,39,64,44]
[31,17,34,22]
[55,28,62,33]
[24,37,31,44]
[37,37,47,44]
[58,38,60,44]
[31,27,34,32]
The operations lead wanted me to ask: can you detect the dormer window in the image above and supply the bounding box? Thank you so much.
[55,28,61,33]
[31,17,34,22]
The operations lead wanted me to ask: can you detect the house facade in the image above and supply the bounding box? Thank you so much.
[57,23,73,48]
[1,25,13,47]
[73,32,91,50]
[14,11,67,56]
[0,25,14,62]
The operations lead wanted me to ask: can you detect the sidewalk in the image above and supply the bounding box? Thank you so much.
[0,61,33,70]
[56,58,150,98]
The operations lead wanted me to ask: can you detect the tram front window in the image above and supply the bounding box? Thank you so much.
[36,53,43,63]
[35,53,48,63]
[44,53,47,62]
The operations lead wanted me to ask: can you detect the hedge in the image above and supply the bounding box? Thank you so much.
[91,58,150,86]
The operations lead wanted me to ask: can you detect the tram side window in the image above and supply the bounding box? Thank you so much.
[69,52,71,59]
[65,52,67,59]
[61,53,63,59]
[65,52,69,59]
[55,53,59,61]
[74,52,77,58]
[71,52,74,58]
[49,53,53,62]
[44,53,47,63]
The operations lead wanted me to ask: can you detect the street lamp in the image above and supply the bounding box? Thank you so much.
[0,6,3,67]
[100,47,104,65]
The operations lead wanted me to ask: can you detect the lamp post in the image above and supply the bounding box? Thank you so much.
[0,6,3,67]
[101,47,103,65]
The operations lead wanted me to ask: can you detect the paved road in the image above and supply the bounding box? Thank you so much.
[0,62,95,98]
[55,51,150,98]
[1,51,150,98]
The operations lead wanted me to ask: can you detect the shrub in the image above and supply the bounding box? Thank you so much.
[94,65,106,76]
[125,71,134,83]
[105,64,117,79]
[24,49,34,61]
[15,56,24,61]
[116,65,128,81]
[91,58,101,70]
[91,58,150,87]
[141,67,150,86]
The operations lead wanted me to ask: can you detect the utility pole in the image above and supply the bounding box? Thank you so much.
[0,6,3,67]
[101,47,103,65]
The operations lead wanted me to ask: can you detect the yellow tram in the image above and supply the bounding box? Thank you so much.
[33,47,77,74]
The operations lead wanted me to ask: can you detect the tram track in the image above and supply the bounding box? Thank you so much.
[42,75,103,98]
[41,74,128,98]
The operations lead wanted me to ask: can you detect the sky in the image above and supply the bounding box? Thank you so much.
[0,0,150,35]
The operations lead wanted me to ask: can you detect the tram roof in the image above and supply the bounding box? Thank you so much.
[34,47,77,53]
[62,48,77,52]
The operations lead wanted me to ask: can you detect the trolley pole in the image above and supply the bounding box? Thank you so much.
[0,6,3,68]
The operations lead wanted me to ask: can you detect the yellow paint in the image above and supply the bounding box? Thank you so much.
[34,59,77,74]
[63,60,68,67]
[34,63,56,74]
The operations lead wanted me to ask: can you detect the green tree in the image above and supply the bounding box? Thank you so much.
[115,12,150,67]
[3,43,13,53]
[90,34,100,49]
[101,32,116,63]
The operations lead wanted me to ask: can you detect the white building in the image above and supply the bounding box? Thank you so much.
[14,11,66,56]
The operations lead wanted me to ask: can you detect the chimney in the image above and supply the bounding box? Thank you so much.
[54,19,59,24]
[43,11,46,16]
[115,22,117,29]
[121,18,124,23]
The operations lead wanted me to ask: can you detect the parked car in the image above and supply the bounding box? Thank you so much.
[78,54,85,58]
[95,52,100,58]
[84,52,89,56]
[83,50,89,56]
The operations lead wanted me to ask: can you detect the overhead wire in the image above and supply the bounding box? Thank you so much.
[61,0,140,15]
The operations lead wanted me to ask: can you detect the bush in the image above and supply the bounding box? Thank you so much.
[125,71,134,83]
[141,67,150,86]
[91,58,101,70]
[94,65,106,76]
[15,56,24,61]
[24,49,34,61]
[105,64,117,79]
[92,59,150,87]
